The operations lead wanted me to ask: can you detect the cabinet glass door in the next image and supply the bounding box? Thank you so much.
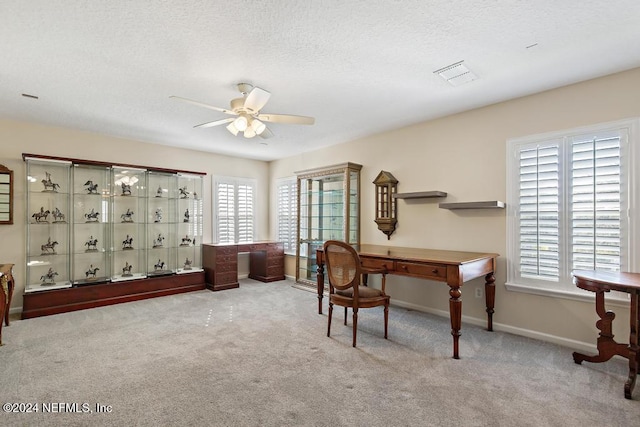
[72,164,110,284]
[110,166,147,281]
[176,174,204,274]
[25,159,72,292]
[147,171,175,276]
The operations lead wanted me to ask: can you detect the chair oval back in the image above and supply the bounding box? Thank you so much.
[324,240,360,291]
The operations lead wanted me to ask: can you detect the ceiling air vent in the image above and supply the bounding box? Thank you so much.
[434,61,477,86]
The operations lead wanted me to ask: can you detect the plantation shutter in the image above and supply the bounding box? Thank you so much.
[518,143,560,280]
[216,182,235,244]
[570,133,622,272]
[237,183,254,243]
[277,179,297,253]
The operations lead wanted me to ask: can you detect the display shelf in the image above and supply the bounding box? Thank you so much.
[394,191,447,199]
[439,201,505,209]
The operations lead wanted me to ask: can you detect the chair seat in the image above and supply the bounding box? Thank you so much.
[336,285,385,299]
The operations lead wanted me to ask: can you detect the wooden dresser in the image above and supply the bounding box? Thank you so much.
[203,241,285,291]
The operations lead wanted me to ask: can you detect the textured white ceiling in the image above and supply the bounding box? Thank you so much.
[2,1,640,161]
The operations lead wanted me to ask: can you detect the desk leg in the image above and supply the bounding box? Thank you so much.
[449,286,462,359]
[317,263,325,315]
[485,273,495,332]
[625,293,639,399]
[573,291,629,365]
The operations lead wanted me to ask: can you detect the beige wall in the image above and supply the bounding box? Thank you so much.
[0,119,270,309]
[270,67,640,349]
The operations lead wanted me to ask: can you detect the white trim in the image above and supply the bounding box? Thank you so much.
[504,281,630,307]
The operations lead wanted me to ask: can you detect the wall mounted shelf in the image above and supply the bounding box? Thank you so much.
[393,191,447,199]
[439,201,505,210]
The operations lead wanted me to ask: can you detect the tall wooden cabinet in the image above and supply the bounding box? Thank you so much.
[23,154,205,318]
[294,162,361,287]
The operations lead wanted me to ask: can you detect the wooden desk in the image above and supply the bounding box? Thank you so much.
[316,245,498,359]
[203,242,285,291]
[0,263,15,346]
[572,270,640,399]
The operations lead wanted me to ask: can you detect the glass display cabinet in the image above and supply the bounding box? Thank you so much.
[295,162,361,286]
[25,157,72,292]
[110,166,147,282]
[72,164,110,285]
[22,153,206,319]
[176,173,204,274]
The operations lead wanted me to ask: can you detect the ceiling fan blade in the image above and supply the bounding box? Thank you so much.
[257,113,315,125]
[194,117,235,128]
[259,127,274,139]
[244,87,271,113]
[170,96,235,115]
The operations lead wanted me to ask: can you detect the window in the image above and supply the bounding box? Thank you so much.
[276,177,298,254]
[212,176,256,243]
[506,118,639,299]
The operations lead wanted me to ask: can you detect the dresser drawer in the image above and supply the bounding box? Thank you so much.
[360,257,394,272]
[396,262,446,280]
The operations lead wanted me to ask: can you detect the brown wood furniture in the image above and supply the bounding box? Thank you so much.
[22,271,205,319]
[203,242,285,291]
[317,244,498,359]
[572,270,640,399]
[324,240,389,347]
[0,164,13,224]
[0,264,15,345]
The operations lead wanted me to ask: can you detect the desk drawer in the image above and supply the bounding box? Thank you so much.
[396,262,446,280]
[361,258,394,272]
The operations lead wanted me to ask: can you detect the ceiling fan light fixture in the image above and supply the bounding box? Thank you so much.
[226,122,239,136]
[244,126,256,138]
[251,118,266,135]
[234,115,248,131]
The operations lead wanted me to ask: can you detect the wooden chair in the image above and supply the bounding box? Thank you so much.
[323,240,390,347]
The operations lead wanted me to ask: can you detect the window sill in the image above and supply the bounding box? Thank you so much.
[505,281,630,308]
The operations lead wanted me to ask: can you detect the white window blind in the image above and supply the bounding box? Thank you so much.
[277,178,298,254]
[507,118,639,298]
[213,176,256,243]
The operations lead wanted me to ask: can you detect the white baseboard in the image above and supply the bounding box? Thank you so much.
[390,300,598,355]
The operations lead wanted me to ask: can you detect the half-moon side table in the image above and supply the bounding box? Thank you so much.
[572,270,640,399]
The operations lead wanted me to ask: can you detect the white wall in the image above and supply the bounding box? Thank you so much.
[0,119,270,310]
[269,67,640,349]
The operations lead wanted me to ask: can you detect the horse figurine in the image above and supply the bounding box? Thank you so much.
[122,235,134,249]
[122,262,133,276]
[120,208,134,222]
[179,186,190,199]
[41,172,60,192]
[85,236,98,251]
[121,182,131,196]
[84,208,100,222]
[154,259,165,271]
[52,207,65,223]
[84,180,99,194]
[180,235,192,246]
[85,265,100,279]
[40,268,58,285]
[153,234,164,248]
[41,238,59,255]
[32,207,50,223]
[183,258,192,270]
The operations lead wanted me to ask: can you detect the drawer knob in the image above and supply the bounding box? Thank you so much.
[432,269,438,274]
[401,265,407,270]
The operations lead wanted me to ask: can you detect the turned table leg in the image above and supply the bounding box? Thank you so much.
[485,273,495,332]
[316,262,325,315]
[449,285,462,359]
[625,293,639,399]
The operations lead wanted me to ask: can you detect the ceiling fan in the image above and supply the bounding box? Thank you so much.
[171,83,315,139]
